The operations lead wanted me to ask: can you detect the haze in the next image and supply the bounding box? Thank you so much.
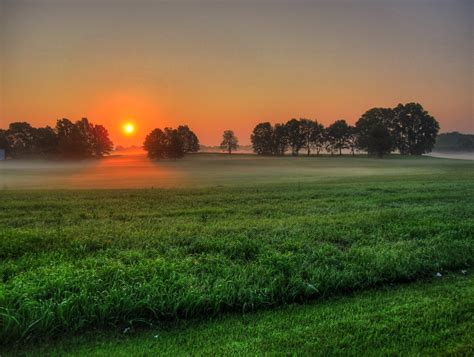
[1,0,472,146]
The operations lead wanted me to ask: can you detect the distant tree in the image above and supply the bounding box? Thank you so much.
[299,119,325,156]
[164,128,185,159]
[285,119,304,156]
[434,132,474,151]
[325,120,351,155]
[90,124,113,157]
[35,126,58,156]
[5,122,36,158]
[143,128,167,159]
[392,103,439,155]
[56,118,113,158]
[347,125,358,156]
[177,125,200,153]
[251,122,274,155]
[220,130,239,154]
[273,123,288,156]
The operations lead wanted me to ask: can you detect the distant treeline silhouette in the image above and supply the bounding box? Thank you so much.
[251,103,439,157]
[434,132,474,152]
[0,118,113,159]
[143,125,199,159]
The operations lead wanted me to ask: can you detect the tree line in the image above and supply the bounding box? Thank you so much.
[0,118,113,159]
[143,125,199,159]
[251,103,439,157]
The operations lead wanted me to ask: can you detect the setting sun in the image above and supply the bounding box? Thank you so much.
[123,123,135,135]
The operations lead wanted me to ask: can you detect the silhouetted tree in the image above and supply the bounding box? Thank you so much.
[392,103,439,155]
[325,120,351,155]
[177,125,200,153]
[91,124,113,157]
[285,119,304,156]
[56,118,113,158]
[143,128,168,159]
[273,123,288,156]
[299,119,325,156]
[35,126,58,156]
[251,122,274,155]
[355,108,396,157]
[5,122,36,158]
[220,130,238,154]
[164,128,185,159]
[347,125,358,156]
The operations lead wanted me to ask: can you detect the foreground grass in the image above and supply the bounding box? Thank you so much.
[0,156,473,344]
[5,273,473,356]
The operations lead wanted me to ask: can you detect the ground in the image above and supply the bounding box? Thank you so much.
[0,153,473,355]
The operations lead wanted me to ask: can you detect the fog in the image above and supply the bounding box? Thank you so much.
[1,151,472,190]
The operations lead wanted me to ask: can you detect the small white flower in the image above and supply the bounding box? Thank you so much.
[461,270,467,274]
[123,327,131,334]
[436,272,442,277]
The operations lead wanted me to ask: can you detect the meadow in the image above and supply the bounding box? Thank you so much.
[1,154,473,353]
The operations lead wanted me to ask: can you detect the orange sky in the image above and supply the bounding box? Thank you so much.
[1,0,472,146]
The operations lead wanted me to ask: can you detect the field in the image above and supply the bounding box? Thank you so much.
[1,154,473,354]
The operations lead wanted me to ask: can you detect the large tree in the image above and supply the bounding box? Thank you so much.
[177,125,200,153]
[356,110,395,157]
[220,130,239,154]
[285,119,304,156]
[5,122,37,158]
[325,120,351,155]
[392,103,439,155]
[251,122,274,155]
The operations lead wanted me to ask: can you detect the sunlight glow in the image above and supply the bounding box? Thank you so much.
[123,122,135,135]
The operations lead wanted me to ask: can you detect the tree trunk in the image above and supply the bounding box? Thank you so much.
[339,147,342,155]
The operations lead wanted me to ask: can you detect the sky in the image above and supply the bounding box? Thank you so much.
[1,0,472,146]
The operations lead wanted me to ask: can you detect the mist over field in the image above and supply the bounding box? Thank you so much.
[1,151,472,190]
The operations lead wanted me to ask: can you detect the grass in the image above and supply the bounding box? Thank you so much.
[6,272,473,356]
[0,155,473,350]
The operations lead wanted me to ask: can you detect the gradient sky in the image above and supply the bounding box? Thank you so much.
[1,0,472,146]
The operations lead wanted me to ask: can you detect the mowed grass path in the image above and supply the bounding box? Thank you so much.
[0,156,473,344]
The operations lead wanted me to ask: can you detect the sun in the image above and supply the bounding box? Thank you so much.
[123,122,135,135]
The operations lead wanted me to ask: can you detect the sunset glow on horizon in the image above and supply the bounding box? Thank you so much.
[1,0,472,147]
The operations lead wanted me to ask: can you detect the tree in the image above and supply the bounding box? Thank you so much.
[164,128,185,159]
[299,119,325,156]
[325,120,351,155]
[5,122,37,158]
[35,126,58,156]
[285,119,304,156]
[356,111,395,157]
[220,130,238,154]
[143,128,167,159]
[91,124,113,157]
[177,125,200,153]
[251,122,274,155]
[347,125,358,156]
[392,103,439,155]
[273,123,288,156]
[355,108,396,157]
[366,124,393,158]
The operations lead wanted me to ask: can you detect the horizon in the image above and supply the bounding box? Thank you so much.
[1,0,472,146]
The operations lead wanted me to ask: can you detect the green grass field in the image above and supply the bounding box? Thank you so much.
[1,154,473,353]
